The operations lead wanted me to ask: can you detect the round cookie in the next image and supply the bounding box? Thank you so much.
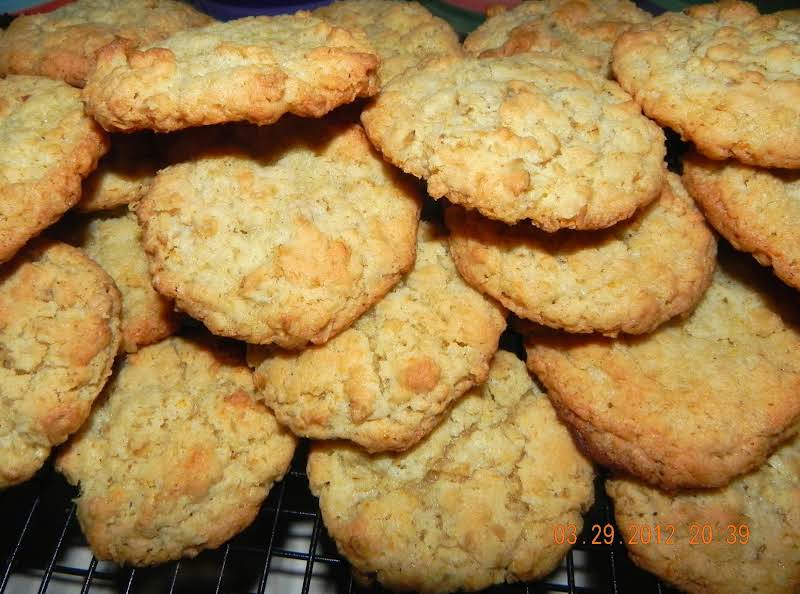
[361,54,666,230]
[78,134,158,213]
[0,240,121,489]
[314,0,462,85]
[0,0,212,88]
[775,9,800,23]
[446,173,716,336]
[464,0,650,77]
[525,251,800,490]
[136,118,421,348]
[607,434,800,594]
[307,351,595,594]
[71,210,178,353]
[248,222,506,452]
[56,334,297,566]
[0,75,108,264]
[612,1,800,169]
[83,13,379,132]
[683,152,800,291]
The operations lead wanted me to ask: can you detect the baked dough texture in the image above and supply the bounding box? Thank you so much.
[525,252,800,490]
[72,210,178,353]
[775,9,800,23]
[683,152,800,291]
[248,222,506,452]
[78,133,158,212]
[446,173,716,336]
[56,334,297,566]
[136,119,421,348]
[0,240,121,489]
[314,0,462,84]
[0,0,212,87]
[308,351,594,593]
[361,54,665,230]
[608,434,800,594]
[0,75,108,264]
[464,0,650,77]
[613,1,800,169]
[83,13,380,132]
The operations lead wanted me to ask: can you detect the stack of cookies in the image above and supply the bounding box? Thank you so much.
[0,0,798,592]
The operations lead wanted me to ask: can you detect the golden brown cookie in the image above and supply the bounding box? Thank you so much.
[446,173,716,336]
[77,133,158,213]
[0,240,121,489]
[0,0,212,87]
[308,351,594,593]
[0,75,108,264]
[608,434,800,594]
[56,334,297,566]
[136,119,421,348]
[683,152,800,291]
[69,210,178,353]
[775,9,800,23]
[314,0,462,84]
[525,251,800,490]
[248,222,506,452]
[613,1,800,169]
[361,54,665,229]
[83,12,379,132]
[464,0,650,77]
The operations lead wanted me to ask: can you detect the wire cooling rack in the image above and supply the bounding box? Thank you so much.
[1,438,679,594]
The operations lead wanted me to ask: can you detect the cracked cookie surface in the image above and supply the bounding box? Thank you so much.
[78,134,158,212]
[361,54,665,230]
[56,334,297,566]
[446,173,715,336]
[0,240,121,489]
[0,0,212,87]
[464,0,650,77]
[308,351,594,593]
[683,152,800,291]
[83,12,379,132]
[0,75,108,264]
[248,222,506,452]
[136,119,421,348]
[612,1,800,168]
[525,251,800,490]
[69,210,178,353]
[314,0,461,85]
[608,434,800,594]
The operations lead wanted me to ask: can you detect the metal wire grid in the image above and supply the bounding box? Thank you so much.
[0,441,676,594]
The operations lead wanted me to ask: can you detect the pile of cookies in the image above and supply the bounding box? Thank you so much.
[0,0,798,593]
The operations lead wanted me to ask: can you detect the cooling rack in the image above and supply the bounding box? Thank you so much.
[1,435,680,594]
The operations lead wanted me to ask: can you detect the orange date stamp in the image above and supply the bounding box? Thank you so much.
[552,523,750,546]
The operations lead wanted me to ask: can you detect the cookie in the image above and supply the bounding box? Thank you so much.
[613,1,800,169]
[0,240,121,489]
[446,173,715,336]
[56,334,297,566]
[361,54,665,230]
[683,153,800,291]
[136,119,421,348]
[464,0,650,77]
[77,133,158,213]
[0,0,212,87]
[607,434,800,594]
[525,251,800,490]
[0,75,108,264]
[83,13,379,132]
[248,222,506,452]
[314,0,462,84]
[307,351,594,593]
[775,9,800,23]
[70,210,178,353]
